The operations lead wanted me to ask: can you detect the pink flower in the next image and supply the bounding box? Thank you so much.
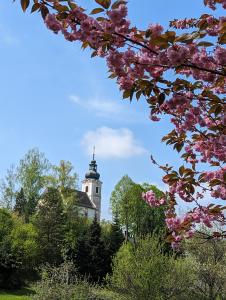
[167,45,189,65]
[149,23,164,37]
[214,47,226,66]
[45,14,62,33]
[107,4,128,25]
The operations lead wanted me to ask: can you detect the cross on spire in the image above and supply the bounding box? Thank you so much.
[92,146,95,161]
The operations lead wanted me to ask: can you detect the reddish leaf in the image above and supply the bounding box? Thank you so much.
[21,0,30,12]
[95,0,111,9]
[91,8,105,14]
[111,0,127,9]
[40,5,49,20]
[31,3,40,13]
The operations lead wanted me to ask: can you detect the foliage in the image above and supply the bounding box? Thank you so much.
[108,215,124,257]
[34,187,65,265]
[185,230,226,299]
[0,209,39,289]
[109,235,195,300]
[125,183,166,239]
[0,165,17,210]
[110,175,134,237]
[16,148,50,217]
[75,216,110,283]
[0,209,20,289]
[0,149,50,220]
[111,177,166,239]
[45,160,78,190]
[32,263,101,300]
[14,188,27,217]
[18,0,226,246]
[10,216,38,269]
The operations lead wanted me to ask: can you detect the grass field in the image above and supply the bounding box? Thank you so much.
[0,288,34,300]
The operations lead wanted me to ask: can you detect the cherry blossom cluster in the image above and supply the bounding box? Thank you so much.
[142,190,165,207]
[204,167,226,200]
[166,206,224,248]
[204,0,226,9]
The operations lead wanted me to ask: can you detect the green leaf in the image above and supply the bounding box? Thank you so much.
[91,8,105,14]
[21,0,30,12]
[95,0,111,9]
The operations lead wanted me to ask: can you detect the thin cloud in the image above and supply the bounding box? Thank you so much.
[0,24,19,46]
[70,95,123,117]
[81,127,147,159]
[69,94,145,123]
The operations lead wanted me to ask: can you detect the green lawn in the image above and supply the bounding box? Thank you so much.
[0,288,34,300]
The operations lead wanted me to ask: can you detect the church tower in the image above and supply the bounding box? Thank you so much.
[82,150,102,221]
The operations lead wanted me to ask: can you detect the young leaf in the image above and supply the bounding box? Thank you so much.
[197,41,214,47]
[95,0,111,9]
[21,0,30,12]
[31,3,40,13]
[91,8,105,14]
[111,0,127,9]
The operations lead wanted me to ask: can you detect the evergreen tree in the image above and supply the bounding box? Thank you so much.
[87,215,109,283]
[34,187,65,265]
[74,230,91,278]
[14,188,26,216]
[75,216,109,283]
[108,215,124,257]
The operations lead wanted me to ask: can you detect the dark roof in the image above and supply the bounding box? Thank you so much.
[61,188,96,210]
[76,190,96,209]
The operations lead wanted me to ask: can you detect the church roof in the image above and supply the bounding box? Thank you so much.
[61,188,96,210]
[76,190,96,209]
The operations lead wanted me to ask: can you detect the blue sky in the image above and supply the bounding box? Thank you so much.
[0,0,219,219]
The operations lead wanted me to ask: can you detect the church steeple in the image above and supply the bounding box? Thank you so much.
[85,147,100,180]
[82,147,102,221]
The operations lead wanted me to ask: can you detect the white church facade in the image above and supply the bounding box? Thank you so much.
[77,154,102,221]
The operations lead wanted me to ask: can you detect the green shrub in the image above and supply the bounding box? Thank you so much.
[32,263,103,300]
[108,235,195,300]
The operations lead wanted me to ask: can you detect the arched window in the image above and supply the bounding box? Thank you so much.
[96,187,99,194]
[85,186,88,193]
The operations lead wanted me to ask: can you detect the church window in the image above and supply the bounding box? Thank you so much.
[96,187,99,194]
[85,186,88,193]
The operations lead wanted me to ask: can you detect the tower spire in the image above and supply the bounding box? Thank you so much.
[93,146,95,161]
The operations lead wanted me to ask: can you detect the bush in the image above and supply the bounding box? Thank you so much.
[109,235,195,300]
[32,262,104,300]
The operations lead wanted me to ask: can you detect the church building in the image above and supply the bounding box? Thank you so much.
[77,153,102,221]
